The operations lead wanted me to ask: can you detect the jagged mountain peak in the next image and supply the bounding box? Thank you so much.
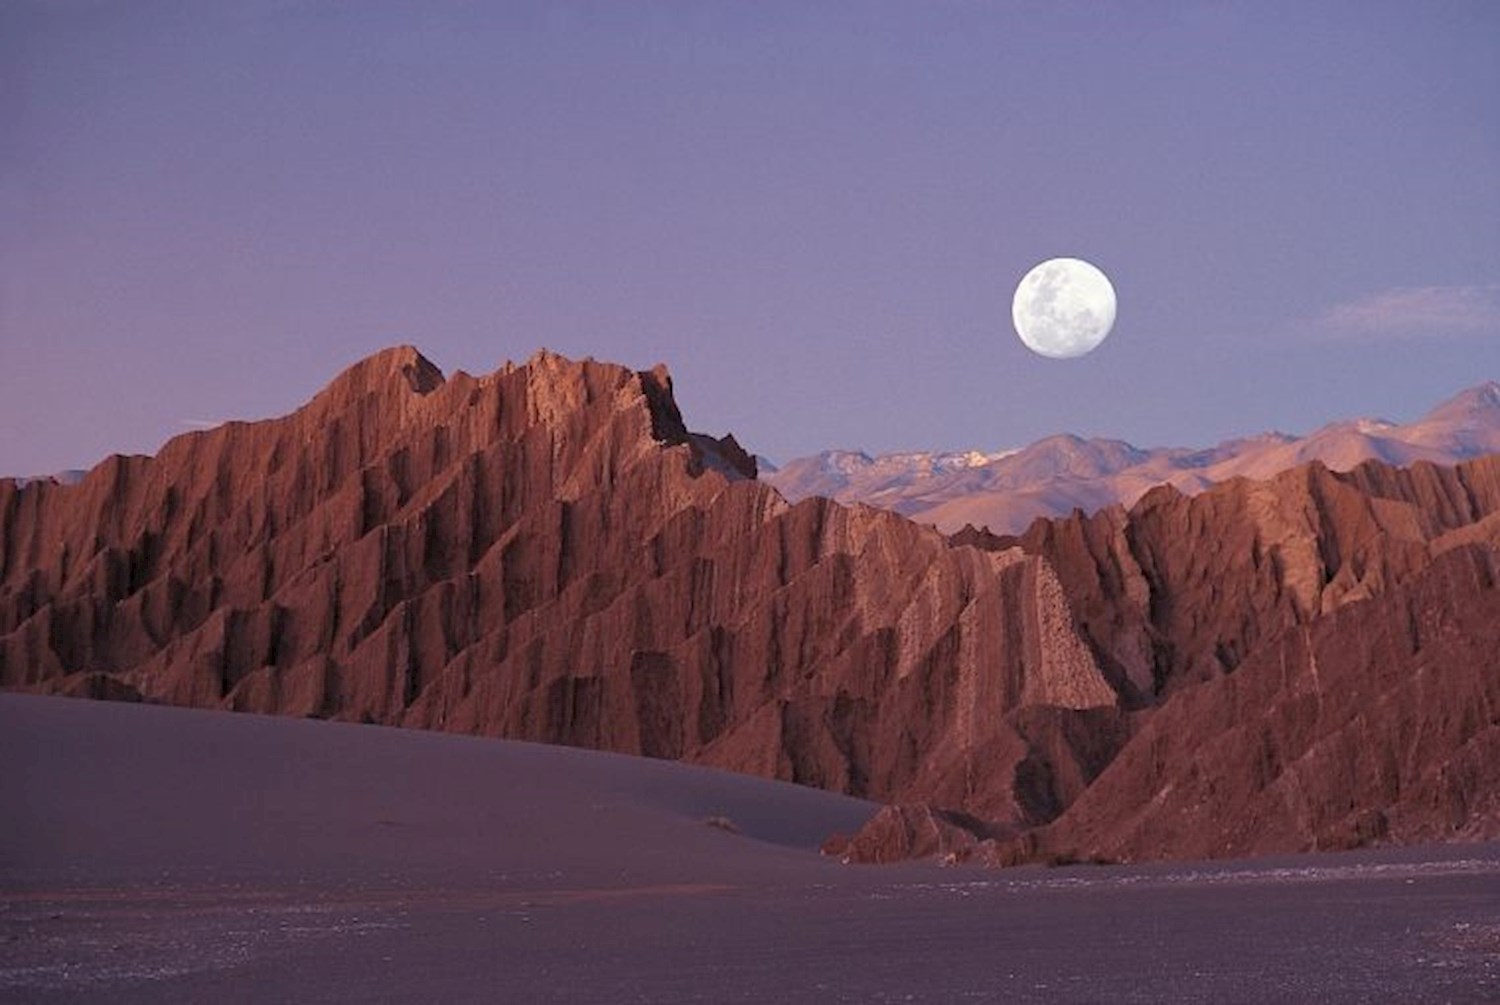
[327,344,446,395]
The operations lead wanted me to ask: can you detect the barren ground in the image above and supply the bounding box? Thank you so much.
[3,694,1497,1003]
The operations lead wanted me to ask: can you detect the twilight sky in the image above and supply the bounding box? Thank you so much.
[2,1,1497,475]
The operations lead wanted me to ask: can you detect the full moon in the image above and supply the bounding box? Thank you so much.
[1011,257,1117,359]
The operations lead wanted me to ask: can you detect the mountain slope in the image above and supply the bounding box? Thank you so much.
[3,347,1498,863]
[768,381,1500,534]
[1025,542,1500,861]
[0,348,1123,827]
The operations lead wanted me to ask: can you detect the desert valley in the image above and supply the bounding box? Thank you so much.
[3,347,1499,1000]
[7,1,1497,998]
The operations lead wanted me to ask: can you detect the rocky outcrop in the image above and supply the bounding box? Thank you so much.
[1018,458,1500,701]
[0,347,1119,828]
[837,455,1500,861]
[4,346,1498,864]
[827,804,1009,865]
[1019,542,1500,862]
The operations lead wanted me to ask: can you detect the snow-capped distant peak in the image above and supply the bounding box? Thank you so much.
[953,449,1019,468]
[805,448,1016,477]
[822,450,876,474]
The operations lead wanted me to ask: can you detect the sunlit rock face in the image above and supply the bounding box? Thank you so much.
[0,347,1119,826]
[846,454,1500,862]
[4,346,1500,862]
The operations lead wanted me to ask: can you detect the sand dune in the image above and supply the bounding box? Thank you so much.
[0,695,875,892]
[5,695,1499,1003]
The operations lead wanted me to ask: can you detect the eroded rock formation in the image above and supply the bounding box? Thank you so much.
[4,346,1497,862]
[2,348,1121,828]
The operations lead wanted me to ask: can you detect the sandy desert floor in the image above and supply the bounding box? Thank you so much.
[2,693,1498,1003]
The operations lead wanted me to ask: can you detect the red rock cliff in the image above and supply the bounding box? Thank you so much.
[4,347,1498,861]
[1,348,1122,828]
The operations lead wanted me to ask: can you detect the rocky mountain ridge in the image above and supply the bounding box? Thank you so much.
[3,348,1497,864]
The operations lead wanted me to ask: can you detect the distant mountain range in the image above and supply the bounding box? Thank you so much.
[766,382,1500,534]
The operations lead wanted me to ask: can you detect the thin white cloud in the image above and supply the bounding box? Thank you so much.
[1314,284,1500,339]
[180,419,225,430]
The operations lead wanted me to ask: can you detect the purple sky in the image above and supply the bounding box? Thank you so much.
[3,1,1497,475]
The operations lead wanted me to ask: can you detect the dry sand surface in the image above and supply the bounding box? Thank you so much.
[3,694,1498,1003]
